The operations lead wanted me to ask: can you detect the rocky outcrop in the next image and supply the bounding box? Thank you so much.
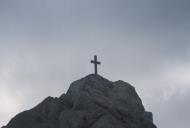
[2,74,157,128]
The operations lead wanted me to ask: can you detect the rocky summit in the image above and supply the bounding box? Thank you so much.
[2,74,157,128]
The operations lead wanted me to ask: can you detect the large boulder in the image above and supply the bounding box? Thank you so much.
[3,74,157,128]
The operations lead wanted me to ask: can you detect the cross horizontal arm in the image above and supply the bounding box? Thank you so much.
[96,62,101,64]
[91,60,101,65]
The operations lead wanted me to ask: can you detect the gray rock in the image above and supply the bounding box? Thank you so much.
[3,74,157,128]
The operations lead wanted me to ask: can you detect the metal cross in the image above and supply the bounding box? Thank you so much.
[91,55,101,75]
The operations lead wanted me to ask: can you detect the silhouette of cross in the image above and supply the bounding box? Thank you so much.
[91,55,101,75]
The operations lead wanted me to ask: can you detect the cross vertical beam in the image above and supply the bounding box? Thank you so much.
[91,55,101,75]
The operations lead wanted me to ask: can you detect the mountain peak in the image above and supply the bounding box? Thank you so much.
[3,75,157,128]
[77,74,110,83]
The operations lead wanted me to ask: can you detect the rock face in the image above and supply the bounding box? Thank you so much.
[2,74,157,128]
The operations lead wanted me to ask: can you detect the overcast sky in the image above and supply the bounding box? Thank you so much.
[0,0,190,127]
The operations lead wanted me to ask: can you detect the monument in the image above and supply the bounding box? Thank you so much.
[91,55,101,75]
